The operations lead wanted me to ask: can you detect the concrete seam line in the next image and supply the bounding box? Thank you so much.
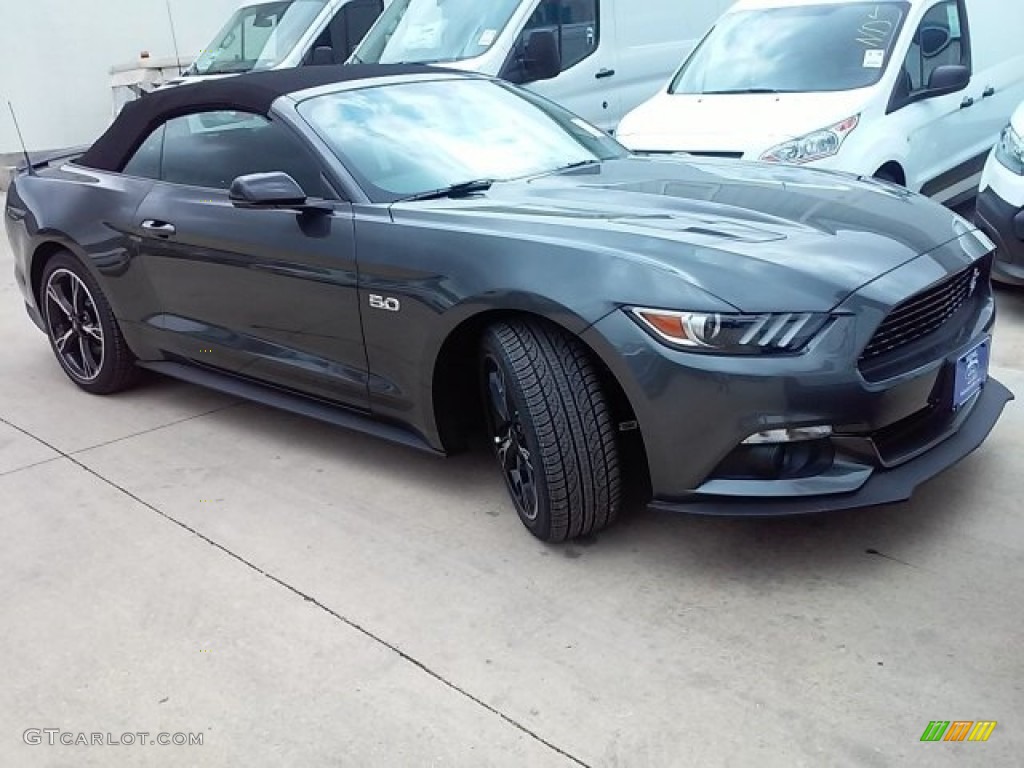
[0,416,593,768]
[68,401,245,456]
[0,455,64,479]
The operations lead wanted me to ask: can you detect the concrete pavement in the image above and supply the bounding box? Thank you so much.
[1,235,1022,767]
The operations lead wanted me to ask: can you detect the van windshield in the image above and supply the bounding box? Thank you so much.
[671,2,909,94]
[351,0,522,64]
[187,0,329,75]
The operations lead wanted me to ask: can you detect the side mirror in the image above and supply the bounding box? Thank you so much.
[311,45,335,66]
[522,29,561,83]
[229,172,309,209]
[927,64,970,96]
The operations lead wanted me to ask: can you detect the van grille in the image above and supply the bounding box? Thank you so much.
[860,265,979,361]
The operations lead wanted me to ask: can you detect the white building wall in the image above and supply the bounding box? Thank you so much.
[1,0,240,154]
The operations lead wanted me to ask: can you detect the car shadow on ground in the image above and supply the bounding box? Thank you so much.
[140,375,997,588]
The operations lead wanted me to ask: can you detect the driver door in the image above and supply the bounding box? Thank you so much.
[504,0,620,131]
[893,0,982,201]
[126,110,370,409]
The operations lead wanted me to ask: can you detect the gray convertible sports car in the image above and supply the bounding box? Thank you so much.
[4,65,1012,541]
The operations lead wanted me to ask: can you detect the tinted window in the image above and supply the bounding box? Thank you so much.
[522,0,599,72]
[129,111,327,195]
[308,0,383,64]
[122,124,166,180]
[671,2,909,94]
[899,1,969,93]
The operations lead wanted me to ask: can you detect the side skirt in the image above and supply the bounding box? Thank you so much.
[139,361,444,456]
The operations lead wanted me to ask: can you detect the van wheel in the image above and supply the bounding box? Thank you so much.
[873,166,904,186]
[40,251,139,394]
[480,320,621,542]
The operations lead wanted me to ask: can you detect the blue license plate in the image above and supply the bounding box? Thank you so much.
[952,338,990,410]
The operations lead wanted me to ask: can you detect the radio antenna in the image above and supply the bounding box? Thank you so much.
[7,102,34,176]
[165,0,184,75]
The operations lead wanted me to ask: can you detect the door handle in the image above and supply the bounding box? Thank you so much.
[960,96,975,109]
[595,68,616,80]
[141,220,176,237]
[982,86,996,98]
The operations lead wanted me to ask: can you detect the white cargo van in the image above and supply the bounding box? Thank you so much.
[617,0,1024,206]
[168,0,388,85]
[350,0,734,131]
[975,101,1024,284]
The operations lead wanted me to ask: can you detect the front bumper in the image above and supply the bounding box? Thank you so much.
[649,378,1011,516]
[583,242,1008,515]
[975,186,1024,286]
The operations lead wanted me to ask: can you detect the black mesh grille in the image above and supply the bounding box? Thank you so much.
[860,265,978,361]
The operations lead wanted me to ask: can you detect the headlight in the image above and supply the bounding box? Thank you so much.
[630,308,830,354]
[994,123,1024,175]
[760,115,859,164]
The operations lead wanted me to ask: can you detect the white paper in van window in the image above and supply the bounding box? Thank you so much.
[863,49,885,68]
[478,29,497,47]
[572,118,606,138]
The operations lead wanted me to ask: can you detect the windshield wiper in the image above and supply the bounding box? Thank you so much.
[559,159,602,171]
[701,88,786,95]
[397,179,494,203]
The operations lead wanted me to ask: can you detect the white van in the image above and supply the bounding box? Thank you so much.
[976,101,1024,284]
[350,0,734,131]
[617,0,1024,206]
[167,0,388,85]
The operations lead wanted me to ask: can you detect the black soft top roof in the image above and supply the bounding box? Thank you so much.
[77,64,453,172]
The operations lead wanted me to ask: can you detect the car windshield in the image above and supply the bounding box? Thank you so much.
[298,77,627,201]
[187,0,328,76]
[351,0,522,64]
[671,2,909,94]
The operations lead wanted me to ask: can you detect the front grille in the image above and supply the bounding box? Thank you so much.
[860,264,979,361]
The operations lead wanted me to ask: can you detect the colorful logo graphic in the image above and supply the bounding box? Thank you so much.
[920,721,997,742]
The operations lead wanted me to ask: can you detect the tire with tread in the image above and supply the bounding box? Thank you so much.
[481,319,621,542]
[40,250,139,395]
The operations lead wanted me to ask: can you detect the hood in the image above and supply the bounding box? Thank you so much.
[391,157,969,313]
[617,89,870,155]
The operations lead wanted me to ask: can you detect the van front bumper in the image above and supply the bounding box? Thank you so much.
[976,186,1024,286]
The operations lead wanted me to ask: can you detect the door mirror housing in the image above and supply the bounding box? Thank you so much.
[311,45,335,65]
[888,63,971,113]
[230,172,312,210]
[521,29,561,83]
[927,64,971,96]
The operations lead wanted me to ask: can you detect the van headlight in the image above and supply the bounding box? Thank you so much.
[630,308,829,354]
[760,116,860,164]
[995,123,1024,175]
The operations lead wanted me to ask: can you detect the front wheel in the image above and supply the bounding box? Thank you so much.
[481,320,621,542]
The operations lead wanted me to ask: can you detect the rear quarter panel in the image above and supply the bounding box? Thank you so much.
[8,165,161,355]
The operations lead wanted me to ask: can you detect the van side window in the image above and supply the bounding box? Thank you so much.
[521,0,599,73]
[899,1,970,94]
[122,111,327,197]
[308,0,384,64]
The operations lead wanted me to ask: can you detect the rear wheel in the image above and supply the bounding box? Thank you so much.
[481,320,621,542]
[40,251,139,394]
